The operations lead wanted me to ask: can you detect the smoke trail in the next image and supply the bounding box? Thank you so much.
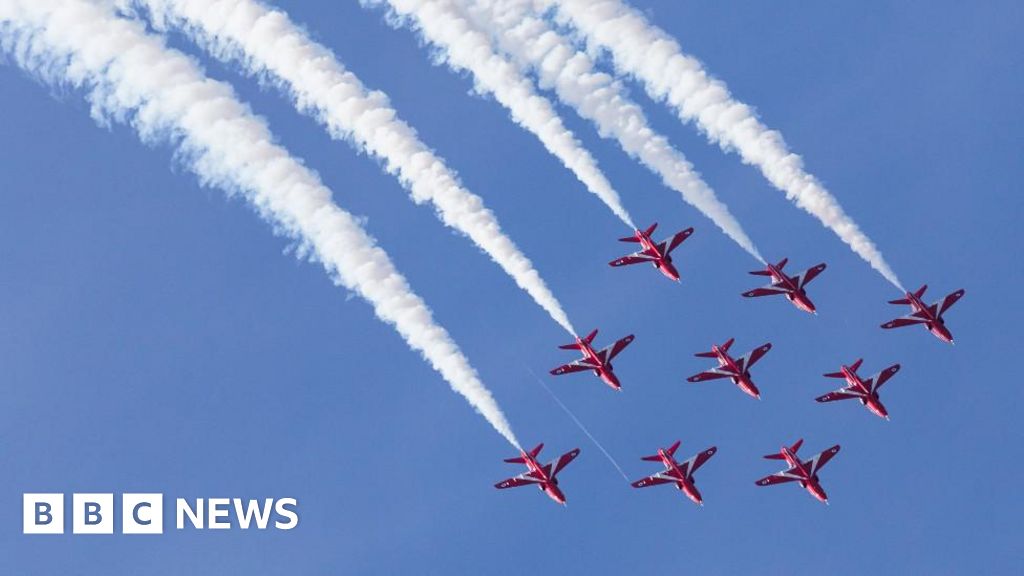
[0,0,521,448]
[527,369,629,482]
[125,0,576,335]
[461,0,764,263]
[547,0,903,289]
[362,0,637,230]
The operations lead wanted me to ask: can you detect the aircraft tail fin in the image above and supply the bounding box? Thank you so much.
[749,267,772,276]
[640,454,662,462]
[618,235,641,243]
[644,222,658,237]
[666,440,681,457]
[721,338,735,353]
[765,438,803,459]
[694,350,718,358]
[776,257,789,270]
[849,358,864,373]
[504,443,543,463]
[823,371,846,379]
[558,330,595,350]
[890,285,926,305]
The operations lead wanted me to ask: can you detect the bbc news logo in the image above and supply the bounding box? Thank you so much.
[23,494,298,534]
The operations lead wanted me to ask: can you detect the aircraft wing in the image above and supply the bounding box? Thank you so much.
[687,367,736,382]
[549,448,581,476]
[803,445,841,475]
[660,228,694,254]
[550,359,597,376]
[937,289,965,315]
[495,470,545,489]
[678,447,718,476]
[742,285,790,298]
[735,343,772,371]
[755,470,803,486]
[610,252,657,267]
[793,263,827,289]
[816,387,864,402]
[881,314,928,329]
[631,471,680,488]
[598,334,635,361]
[868,364,901,392]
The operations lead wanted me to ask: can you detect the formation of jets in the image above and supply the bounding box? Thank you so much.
[495,223,965,506]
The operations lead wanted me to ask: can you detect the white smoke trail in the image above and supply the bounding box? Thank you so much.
[461,0,764,263]
[363,0,637,230]
[0,0,521,449]
[124,0,576,335]
[547,0,903,289]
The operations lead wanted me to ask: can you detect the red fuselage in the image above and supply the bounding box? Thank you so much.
[577,338,621,390]
[658,449,703,505]
[767,264,817,314]
[905,291,954,343]
[841,365,889,420]
[520,452,567,505]
[636,230,680,282]
[780,447,829,503]
[714,345,760,399]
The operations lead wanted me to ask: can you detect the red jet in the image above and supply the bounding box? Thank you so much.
[816,359,901,420]
[881,284,965,344]
[687,338,772,399]
[550,329,635,391]
[631,440,717,506]
[609,222,694,282]
[494,443,580,505]
[742,258,827,314]
[755,439,841,504]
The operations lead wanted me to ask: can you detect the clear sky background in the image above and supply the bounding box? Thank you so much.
[0,1,1021,573]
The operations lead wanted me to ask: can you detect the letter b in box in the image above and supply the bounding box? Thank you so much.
[73,493,114,534]
[23,493,64,534]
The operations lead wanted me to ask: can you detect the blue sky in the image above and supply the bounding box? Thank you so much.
[1,0,1021,573]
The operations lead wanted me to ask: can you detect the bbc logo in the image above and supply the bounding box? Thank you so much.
[23,493,163,535]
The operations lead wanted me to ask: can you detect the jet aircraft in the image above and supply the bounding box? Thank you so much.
[609,222,694,282]
[494,443,580,505]
[550,329,635,391]
[631,440,717,506]
[755,439,841,504]
[742,258,827,314]
[687,338,772,399]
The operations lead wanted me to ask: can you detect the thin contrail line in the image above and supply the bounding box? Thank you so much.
[527,368,629,482]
